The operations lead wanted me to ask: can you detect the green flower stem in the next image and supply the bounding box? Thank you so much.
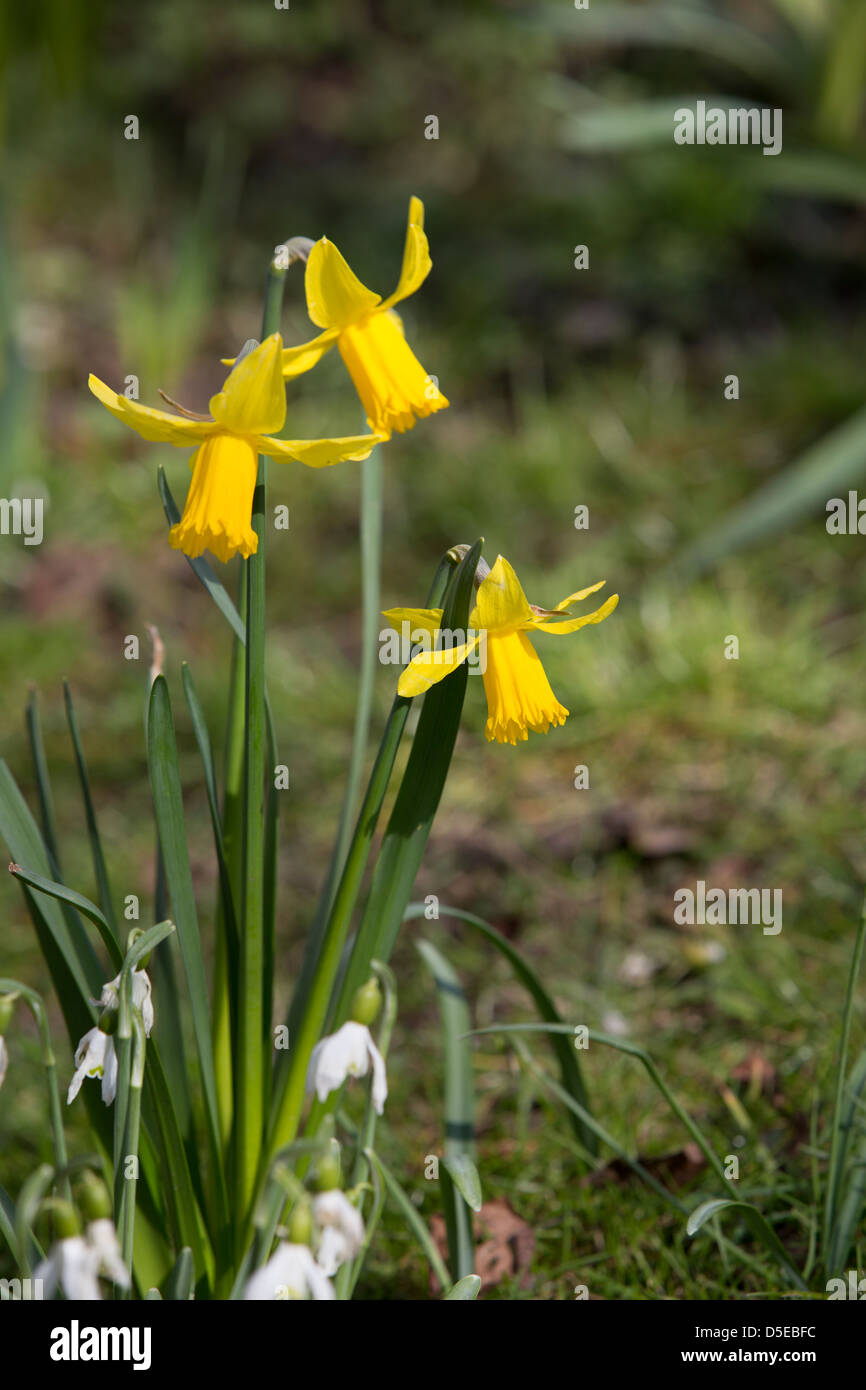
[334,961,396,1299]
[0,980,70,1204]
[268,553,456,1160]
[118,1015,145,1295]
[235,257,289,1227]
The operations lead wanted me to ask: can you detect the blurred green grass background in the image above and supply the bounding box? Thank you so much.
[1,0,866,1297]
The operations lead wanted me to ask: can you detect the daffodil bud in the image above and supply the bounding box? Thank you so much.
[287,1200,313,1246]
[313,1140,342,1193]
[50,1199,82,1241]
[0,994,17,1034]
[79,1170,112,1222]
[350,977,381,1027]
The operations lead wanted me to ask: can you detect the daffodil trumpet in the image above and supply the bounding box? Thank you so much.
[385,555,619,745]
[253,197,448,438]
[89,334,384,563]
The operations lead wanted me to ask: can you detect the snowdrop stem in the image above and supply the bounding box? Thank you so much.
[0,979,70,1203]
[117,1016,146,1295]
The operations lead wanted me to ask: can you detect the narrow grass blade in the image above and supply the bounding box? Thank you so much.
[417,938,476,1282]
[686,1197,804,1287]
[676,404,866,575]
[405,901,597,1157]
[376,1152,452,1291]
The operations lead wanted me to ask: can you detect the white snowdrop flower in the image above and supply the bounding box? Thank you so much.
[306,1022,388,1114]
[312,1190,365,1275]
[87,1219,130,1287]
[100,968,154,1036]
[243,1243,335,1301]
[67,1027,118,1106]
[0,1036,8,1089]
[35,1235,102,1301]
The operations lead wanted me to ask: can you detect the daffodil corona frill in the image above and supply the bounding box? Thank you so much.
[89,335,383,563]
[278,197,449,437]
[385,556,619,746]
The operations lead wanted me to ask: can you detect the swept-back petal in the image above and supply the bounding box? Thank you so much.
[397,635,479,699]
[209,334,286,435]
[89,375,215,446]
[551,580,607,611]
[533,592,619,635]
[280,327,340,379]
[381,196,432,311]
[305,238,381,330]
[382,607,444,638]
[258,430,384,469]
[471,556,534,634]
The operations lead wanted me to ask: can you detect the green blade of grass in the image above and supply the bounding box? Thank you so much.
[405,901,597,1157]
[417,938,477,1283]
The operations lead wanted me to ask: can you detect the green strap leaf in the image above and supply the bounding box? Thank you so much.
[334,540,483,1016]
[443,1273,482,1300]
[146,674,230,1243]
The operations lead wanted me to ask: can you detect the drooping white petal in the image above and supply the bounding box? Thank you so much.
[88,1219,130,1287]
[312,1190,365,1274]
[36,1237,102,1301]
[0,1036,7,1089]
[305,1022,387,1113]
[243,1243,335,1301]
[100,968,154,1037]
[67,1028,117,1106]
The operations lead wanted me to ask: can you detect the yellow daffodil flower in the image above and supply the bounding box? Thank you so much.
[385,556,619,746]
[89,334,383,563]
[278,197,449,437]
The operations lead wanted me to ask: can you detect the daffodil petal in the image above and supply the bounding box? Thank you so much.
[257,431,385,468]
[280,328,340,379]
[551,580,608,612]
[534,593,619,635]
[305,238,381,330]
[382,607,444,638]
[89,375,215,446]
[380,196,432,311]
[470,556,534,633]
[397,635,479,698]
[209,334,286,435]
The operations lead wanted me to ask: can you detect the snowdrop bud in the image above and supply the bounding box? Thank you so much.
[51,1199,82,1241]
[79,1171,112,1222]
[287,1200,313,1246]
[0,993,17,1034]
[350,977,381,1026]
[314,1140,342,1193]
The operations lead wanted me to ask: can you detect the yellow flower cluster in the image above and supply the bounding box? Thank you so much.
[90,199,617,744]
